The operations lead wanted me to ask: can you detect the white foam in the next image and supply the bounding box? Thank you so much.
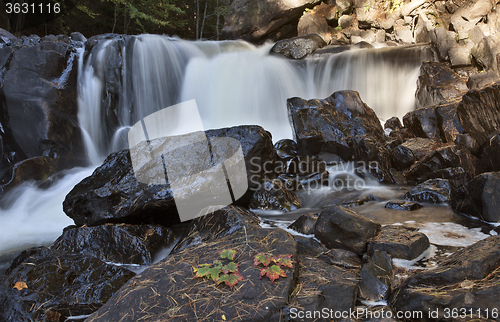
[418,222,490,247]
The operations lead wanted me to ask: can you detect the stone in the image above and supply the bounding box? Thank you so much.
[384,117,402,130]
[436,101,465,143]
[404,178,456,203]
[298,4,335,43]
[358,250,393,302]
[394,26,414,44]
[249,179,302,212]
[391,145,416,170]
[400,138,441,161]
[374,29,386,42]
[472,36,500,74]
[288,213,319,235]
[429,27,458,61]
[315,206,381,255]
[385,201,423,211]
[52,224,175,265]
[339,15,354,29]
[369,226,429,260]
[337,0,354,14]
[415,13,432,43]
[466,70,500,90]
[479,135,500,173]
[424,167,470,188]
[274,139,298,161]
[449,39,474,67]
[403,106,442,141]
[270,34,327,59]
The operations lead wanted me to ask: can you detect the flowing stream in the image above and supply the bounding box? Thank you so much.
[3,35,487,274]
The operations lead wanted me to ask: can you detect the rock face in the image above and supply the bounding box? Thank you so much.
[287,91,385,156]
[270,34,326,59]
[452,172,500,222]
[53,224,175,265]
[0,247,135,322]
[457,84,500,146]
[369,225,429,260]
[222,0,321,42]
[63,125,275,227]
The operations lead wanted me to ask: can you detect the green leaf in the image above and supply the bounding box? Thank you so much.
[273,254,294,269]
[219,249,237,261]
[221,262,239,274]
[254,253,273,267]
[218,272,244,290]
[194,263,213,278]
[260,265,287,284]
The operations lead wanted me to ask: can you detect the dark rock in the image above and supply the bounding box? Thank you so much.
[274,139,298,161]
[424,167,470,188]
[86,227,298,322]
[288,213,319,235]
[436,101,466,144]
[53,224,175,265]
[271,34,327,59]
[70,32,86,42]
[0,156,57,192]
[388,128,416,143]
[384,117,402,130]
[404,178,456,203]
[0,247,134,322]
[400,138,441,161]
[403,106,442,141]
[452,172,500,222]
[392,145,416,170]
[457,84,500,146]
[389,168,409,185]
[415,62,468,109]
[172,206,260,254]
[222,0,322,42]
[287,155,326,175]
[385,201,423,211]
[467,70,500,90]
[454,133,480,154]
[359,250,393,302]
[63,125,275,227]
[249,179,302,212]
[315,206,381,255]
[369,225,429,260]
[287,91,385,156]
[479,134,500,173]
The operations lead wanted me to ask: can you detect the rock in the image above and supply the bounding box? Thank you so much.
[279,155,329,190]
[404,178,456,203]
[63,125,275,227]
[369,226,429,260]
[400,138,441,161]
[415,62,468,109]
[479,134,500,173]
[0,28,16,44]
[270,34,327,59]
[288,213,319,235]
[274,139,299,161]
[339,15,354,29]
[429,27,457,61]
[287,91,385,156]
[249,179,302,212]
[52,224,175,265]
[472,36,500,74]
[394,26,414,44]
[467,70,500,90]
[415,13,432,43]
[449,39,474,67]
[384,117,402,130]
[337,0,354,14]
[385,201,423,211]
[435,101,465,143]
[297,4,333,43]
[425,167,470,188]
[222,0,322,42]
[452,172,500,222]
[392,145,416,170]
[391,236,500,319]
[315,206,381,255]
[345,135,394,182]
[86,226,298,322]
[358,250,393,302]
[0,156,58,193]
[457,84,500,146]
[0,247,135,321]
[403,106,442,141]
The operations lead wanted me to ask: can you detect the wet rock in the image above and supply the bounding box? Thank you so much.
[63,125,275,227]
[452,172,500,222]
[315,205,381,255]
[385,201,423,211]
[388,128,416,143]
[384,117,402,130]
[287,90,385,156]
[249,179,302,212]
[467,70,500,90]
[457,83,500,146]
[435,101,465,144]
[479,134,500,173]
[369,226,429,260]
[172,206,260,254]
[400,138,441,161]
[415,62,468,109]
[403,106,442,141]
[0,156,58,192]
[270,34,327,59]
[391,145,416,170]
[274,139,299,161]
[288,213,319,235]
[52,224,175,265]
[424,167,470,189]
[0,247,135,322]
[86,227,298,322]
[404,178,456,203]
[222,0,321,42]
[359,250,393,302]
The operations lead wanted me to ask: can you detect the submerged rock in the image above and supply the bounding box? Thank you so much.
[385,201,423,211]
[368,225,429,260]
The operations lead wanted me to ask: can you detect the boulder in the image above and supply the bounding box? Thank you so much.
[270,34,327,59]
[297,4,334,43]
[391,145,416,170]
[400,138,441,161]
[472,36,500,75]
[287,91,385,156]
[384,117,402,130]
[358,250,393,302]
[63,125,275,227]
[403,106,442,141]
[429,27,457,61]
[0,247,135,322]
[288,213,319,235]
[435,101,465,143]
[222,0,322,42]
[249,179,302,212]
[345,135,394,182]
[404,178,456,203]
[479,134,500,173]
[449,39,474,67]
[385,201,423,211]
[86,227,298,322]
[457,84,500,146]
[415,62,468,109]
[452,172,500,222]
[466,70,500,90]
[424,167,470,188]
[274,139,299,162]
[394,26,414,44]
[315,206,381,255]
[369,225,430,260]
[52,224,175,265]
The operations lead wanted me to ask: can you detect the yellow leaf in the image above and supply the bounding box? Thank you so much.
[13,282,27,290]
[222,314,226,321]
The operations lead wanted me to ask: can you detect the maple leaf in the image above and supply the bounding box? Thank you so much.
[260,265,287,283]
[254,253,273,267]
[13,282,27,291]
[219,249,237,261]
[221,262,239,274]
[194,263,213,278]
[218,272,244,290]
[272,254,294,268]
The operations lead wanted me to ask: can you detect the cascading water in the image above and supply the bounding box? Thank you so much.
[0,35,435,272]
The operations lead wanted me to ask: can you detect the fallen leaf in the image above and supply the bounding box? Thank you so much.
[13,282,27,290]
